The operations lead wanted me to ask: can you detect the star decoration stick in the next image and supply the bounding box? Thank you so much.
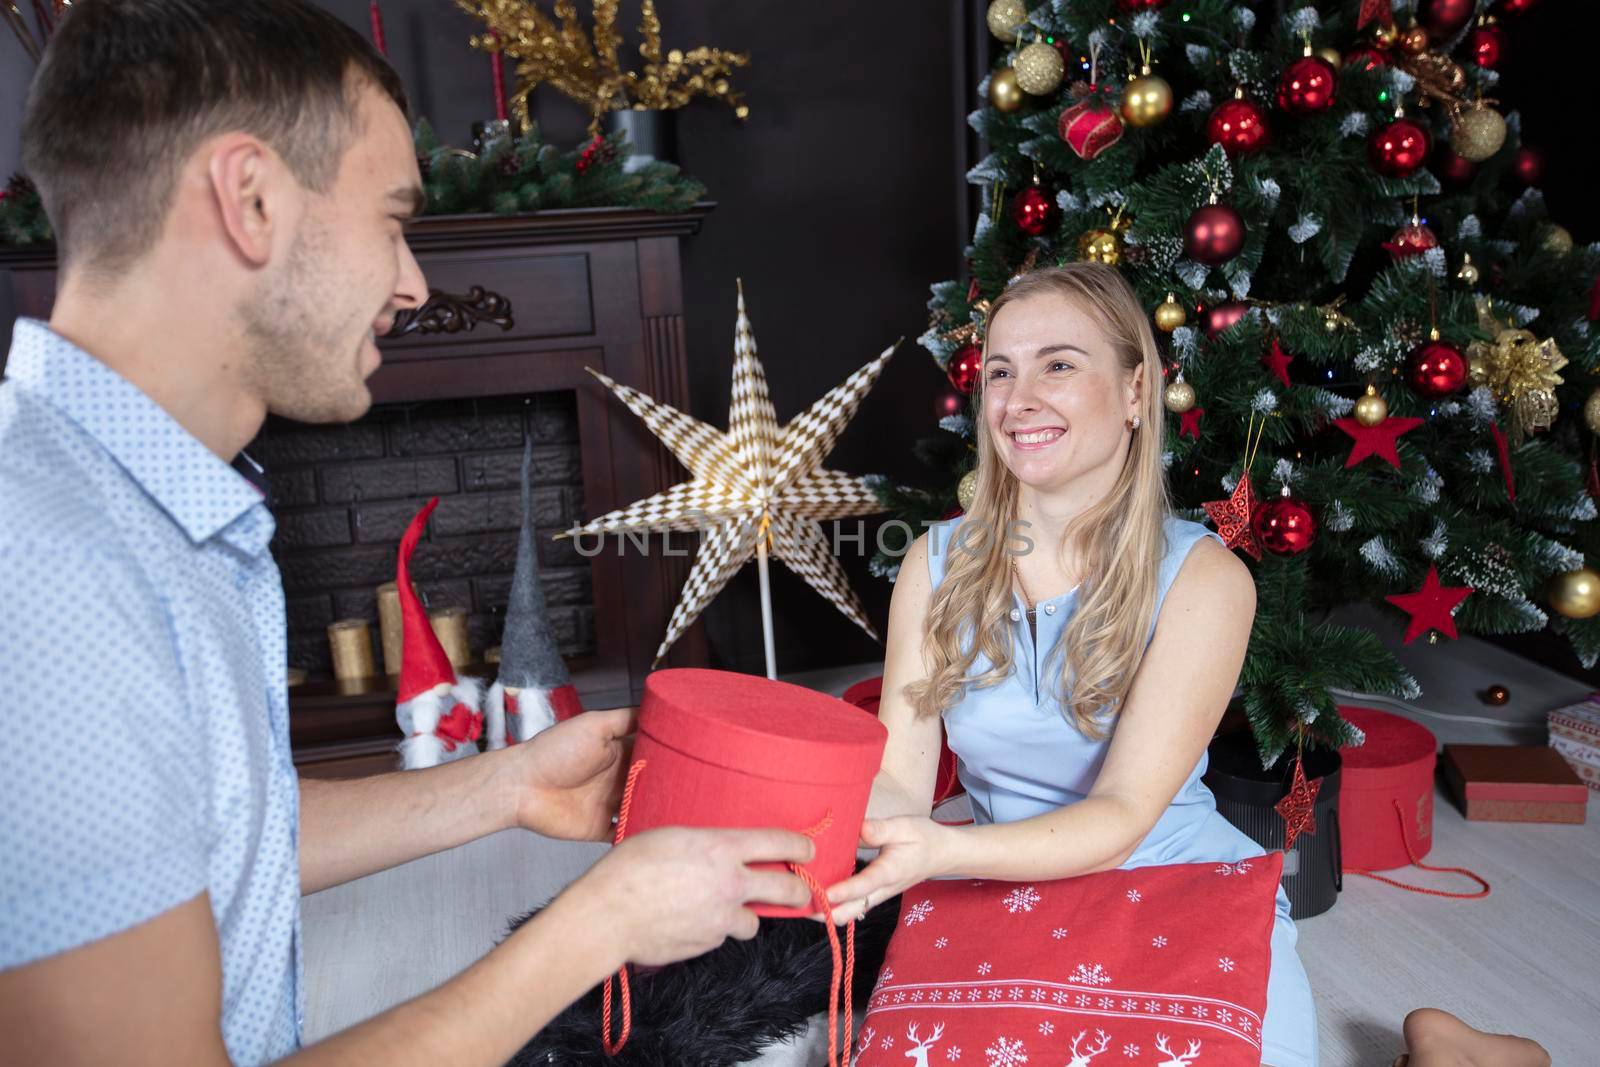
[1332,415,1424,469]
[563,281,899,674]
[1385,566,1473,644]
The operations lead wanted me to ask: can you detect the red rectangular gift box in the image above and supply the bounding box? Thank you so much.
[1440,744,1589,824]
[1547,696,1600,791]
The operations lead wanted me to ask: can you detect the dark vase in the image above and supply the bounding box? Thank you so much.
[1204,729,1343,919]
[602,108,678,171]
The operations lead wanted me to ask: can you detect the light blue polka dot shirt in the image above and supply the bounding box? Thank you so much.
[0,319,303,1064]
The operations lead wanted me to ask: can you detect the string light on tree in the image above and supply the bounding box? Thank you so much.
[1203,300,1250,338]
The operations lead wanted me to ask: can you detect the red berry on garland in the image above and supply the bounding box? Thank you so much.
[1370,115,1431,178]
[1277,53,1339,115]
[1253,487,1317,556]
[1418,0,1475,37]
[1514,145,1545,187]
[1203,301,1250,338]
[1184,199,1246,266]
[1470,23,1504,67]
[947,343,983,395]
[1012,183,1055,236]
[1208,93,1270,156]
[1406,335,1469,398]
[1384,219,1439,259]
[1344,46,1388,72]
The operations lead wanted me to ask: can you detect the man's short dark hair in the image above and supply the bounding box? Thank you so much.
[21,0,409,275]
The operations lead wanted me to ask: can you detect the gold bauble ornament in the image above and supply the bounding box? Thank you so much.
[1154,293,1187,332]
[1401,25,1430,54]
[1541,223,1574,257]
[1354,384,1389,427]
[1077,228,1122,266]
[1316,47,1343,68]
[1014,40,1065,95]
[1548,566,1600,620]
[1584,388,1600,434]
[1375,23,1401,48]
[1456,252,1480,286]
[989,66,1024,113]
[1449,102,1507,163]
[957,469,979,511]
[1163,377,1197,414]
[986,0,1027,42]
[1121,67,1173,128]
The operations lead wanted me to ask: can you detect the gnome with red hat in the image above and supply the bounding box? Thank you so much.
[486,440,584,749]
[394,498,484,768]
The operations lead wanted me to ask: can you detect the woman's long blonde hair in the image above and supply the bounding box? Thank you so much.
[908,264,1172,737]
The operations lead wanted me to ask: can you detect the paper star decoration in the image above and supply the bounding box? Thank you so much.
[1333,415,1424,469]
[1262,338,1295,390]
[1385,566,1473,644]
[1178,406,1205,441]
[1203,473,1262,560]
[565,282,898,664]
[1275,754,1321,851]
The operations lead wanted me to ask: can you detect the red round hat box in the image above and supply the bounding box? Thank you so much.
[841,675,964,805]
[626,668,888,918]
[1338,705,1438,871]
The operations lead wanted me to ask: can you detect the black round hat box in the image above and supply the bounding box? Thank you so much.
[1204,730,1342,919]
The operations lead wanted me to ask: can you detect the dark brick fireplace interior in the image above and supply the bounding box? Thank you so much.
[251,392,596,677]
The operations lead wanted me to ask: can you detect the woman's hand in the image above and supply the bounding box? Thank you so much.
[823,815,960,923]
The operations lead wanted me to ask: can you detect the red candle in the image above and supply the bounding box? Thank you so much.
[490,33,507,122]
[368,1,387,57]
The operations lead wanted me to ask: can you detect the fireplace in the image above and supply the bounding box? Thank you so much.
[1,205,714,771]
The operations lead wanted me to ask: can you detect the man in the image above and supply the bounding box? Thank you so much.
[0,2,814,1064]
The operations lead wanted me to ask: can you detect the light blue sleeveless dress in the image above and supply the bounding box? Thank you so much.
[927,514,1318,1067]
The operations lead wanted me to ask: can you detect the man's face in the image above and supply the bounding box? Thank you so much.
[242,80,426,424]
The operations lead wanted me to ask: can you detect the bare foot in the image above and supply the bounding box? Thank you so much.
[1395,1008,1551,1067]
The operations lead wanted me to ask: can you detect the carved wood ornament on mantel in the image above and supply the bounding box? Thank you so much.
[389,285,515,338]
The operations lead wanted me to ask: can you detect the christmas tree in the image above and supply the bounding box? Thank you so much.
[874,0,1600,767]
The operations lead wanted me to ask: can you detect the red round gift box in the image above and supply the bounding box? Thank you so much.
[1338,705,1438,871]
[626,668,888,918]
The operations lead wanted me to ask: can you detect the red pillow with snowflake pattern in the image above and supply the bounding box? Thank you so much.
[852,855,1282,1067]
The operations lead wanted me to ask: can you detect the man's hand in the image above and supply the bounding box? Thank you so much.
[560,827,818,969]
[507,707,636,841]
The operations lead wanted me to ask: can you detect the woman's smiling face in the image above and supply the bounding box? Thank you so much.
[982,292,1140,495]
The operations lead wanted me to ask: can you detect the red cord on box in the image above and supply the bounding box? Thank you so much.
[599,763,857,1062]
[1344,799,1491,899]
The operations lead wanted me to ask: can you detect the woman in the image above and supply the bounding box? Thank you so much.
[824,264,1553,1067]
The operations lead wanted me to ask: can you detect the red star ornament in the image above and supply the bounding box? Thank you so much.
[1358,0,1395,29]
[1203,472,1263,560]
[1333,415,1424,469]
[1275,754,1321,851]
[1385,566,1473,644]
[1178,406,1205,441]
[1262,338,1295,389]
[1589,275,1600,322]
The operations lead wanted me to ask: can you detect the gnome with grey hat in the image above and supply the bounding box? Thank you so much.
[486,439,585,748]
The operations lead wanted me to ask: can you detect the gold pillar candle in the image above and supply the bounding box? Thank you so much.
[376,581,405,676]
[328,619,377,681]
[286,668,307,688]
[429,607,471,668]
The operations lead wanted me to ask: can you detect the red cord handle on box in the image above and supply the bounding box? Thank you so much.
[1343,799,1491,899]
[599,763,857,1064]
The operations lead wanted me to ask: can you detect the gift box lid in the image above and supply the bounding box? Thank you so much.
[1441,744,1588,803]
[640,668,887,786]
[1550,696,1600,732]
[1339,705,1436,788]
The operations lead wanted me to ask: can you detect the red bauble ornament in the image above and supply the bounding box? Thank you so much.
[1384,220,1439,259]
[1184,201,1246,266]
[1514,145,1545,187]
[1435,144,1479,186]
[1012,184,1055,236]
[1202,301,1250,338]
[947,343,983,395]
[1344,46,1388,72]
[1277,54,1338,115]
[1370,116,1432,178]
[1207,96,1270,156]
[1500,0,1537,12]
[1058,95,1125,160]
[1253,492,1317,556]
[1418,0,1475,37]
[1406,339,1469,398]
[1116,0,1166,9]
[1469,24,1504,67]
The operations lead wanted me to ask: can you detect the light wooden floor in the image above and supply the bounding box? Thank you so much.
[302,612,1600,1064]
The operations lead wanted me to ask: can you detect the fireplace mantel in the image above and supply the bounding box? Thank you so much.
[1,205,716,766]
